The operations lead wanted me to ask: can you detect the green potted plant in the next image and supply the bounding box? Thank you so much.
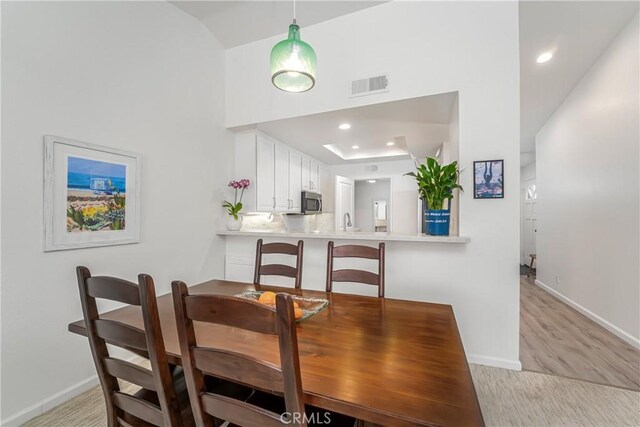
[405,158,463,236]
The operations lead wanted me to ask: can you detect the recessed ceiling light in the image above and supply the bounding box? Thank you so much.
[367,179,377,183]
[536,52,553,64]
[352,145,359,149]
[386,141,395,146]
[339,123,351,130]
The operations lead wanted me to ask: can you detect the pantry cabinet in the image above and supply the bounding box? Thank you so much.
[255,134,276,211]
[235,131,322,213]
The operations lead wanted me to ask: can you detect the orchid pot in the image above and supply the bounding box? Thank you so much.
[223,179,250,231]
[226,215,243,231]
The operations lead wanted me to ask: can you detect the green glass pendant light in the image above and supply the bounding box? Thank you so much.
[270,0,317,93]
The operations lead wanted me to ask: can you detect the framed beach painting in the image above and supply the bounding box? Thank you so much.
[44,136,141,251]
[474,159,504,199]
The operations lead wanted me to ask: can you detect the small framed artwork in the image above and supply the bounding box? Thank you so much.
[44,135,141,251]
[474,159,504,199]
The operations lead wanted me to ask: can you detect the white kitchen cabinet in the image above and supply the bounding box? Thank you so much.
[310,159,320,192]
[225,256,254,282]
[274,143,290,211]
[234,130,324,213]
[289,151,302,212]
[256,134,275,211]
[301,157,310,191]
[302,156,320,192]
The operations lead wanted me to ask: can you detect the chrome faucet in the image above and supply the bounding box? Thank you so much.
[343,212,352,231]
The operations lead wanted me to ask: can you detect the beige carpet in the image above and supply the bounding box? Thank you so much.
[23,364,640,427]
[470,365,640,426]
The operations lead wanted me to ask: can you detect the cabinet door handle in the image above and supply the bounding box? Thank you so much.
[273,197,275,209]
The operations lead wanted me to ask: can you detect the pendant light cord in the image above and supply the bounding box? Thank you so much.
[293,0,296,24]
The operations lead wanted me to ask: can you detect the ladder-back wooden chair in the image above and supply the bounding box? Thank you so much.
[326,242,386,298]
[76,266,190,427]
[254,239,304,289]
[171,281,354,427]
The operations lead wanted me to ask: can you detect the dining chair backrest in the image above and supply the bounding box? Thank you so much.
[326,242,386,298]
[172,281,306,427]
[76,266,181,427]
[254,239,304,289]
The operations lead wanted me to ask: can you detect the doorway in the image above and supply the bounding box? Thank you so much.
[354,179,391,232]
[335,176,355,231]
[521,179,537,273]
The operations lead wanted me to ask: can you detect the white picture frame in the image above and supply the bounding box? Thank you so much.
[43,135,141,251]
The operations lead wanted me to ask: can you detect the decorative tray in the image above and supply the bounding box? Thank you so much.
[234,290,329,322]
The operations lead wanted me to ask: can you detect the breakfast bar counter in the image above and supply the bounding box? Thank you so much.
[216,226,504,372]
[217,229,470,243]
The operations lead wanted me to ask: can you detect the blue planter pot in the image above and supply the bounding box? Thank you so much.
[424,209,450,236]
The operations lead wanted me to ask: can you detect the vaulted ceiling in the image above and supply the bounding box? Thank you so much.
[519,1,638,159]
[171,1,639,166]
[171,1,386,48]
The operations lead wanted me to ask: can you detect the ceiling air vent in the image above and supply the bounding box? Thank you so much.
[349,74,389,98]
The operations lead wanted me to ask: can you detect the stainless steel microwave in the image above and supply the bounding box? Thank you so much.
[301,191,322,214]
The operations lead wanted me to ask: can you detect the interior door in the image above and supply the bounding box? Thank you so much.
[289,151,302,212]
[256,135,275,211]
[522,179,538,263]
[335,176,355,231]
[274,144,290,211]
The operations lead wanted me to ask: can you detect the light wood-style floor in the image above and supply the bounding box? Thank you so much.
[520,276,640,391]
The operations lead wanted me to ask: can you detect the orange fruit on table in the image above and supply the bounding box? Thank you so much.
[293,301,300,309]
[258,291,276,305]
[294,307,303,319]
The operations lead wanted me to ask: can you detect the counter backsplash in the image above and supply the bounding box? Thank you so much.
[237,213,335,233]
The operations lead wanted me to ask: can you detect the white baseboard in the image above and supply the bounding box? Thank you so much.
[534,279,640,350]
[0,355,144,426]
[467,353,522,371]
[0,375,99,427]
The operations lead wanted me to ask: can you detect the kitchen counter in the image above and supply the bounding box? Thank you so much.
[217,229,470,243]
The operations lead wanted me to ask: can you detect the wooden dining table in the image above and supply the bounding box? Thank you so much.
[68,279,484,426]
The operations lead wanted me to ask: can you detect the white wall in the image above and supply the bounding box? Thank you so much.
[226,2,521,368]
[319,164,334,213]
[0,2,231,423]
[354,179,390,232]
[521,162,536,182]
[447,96,460,235]
[535,14,639,346]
